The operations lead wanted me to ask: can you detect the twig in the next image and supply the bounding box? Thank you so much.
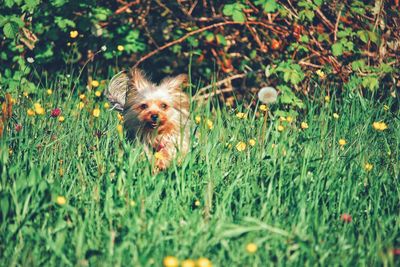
[195,73,248,97]
[314,7,335,30]
[245,23,267,52]
[334,4,344,42]
[133,21,289,67]
[194,88,234,101]
[115,0,139,14]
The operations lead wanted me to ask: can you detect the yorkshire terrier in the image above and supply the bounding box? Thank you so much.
[106,68,190,171]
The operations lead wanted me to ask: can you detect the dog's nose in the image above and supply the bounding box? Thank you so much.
[151,114,159,122]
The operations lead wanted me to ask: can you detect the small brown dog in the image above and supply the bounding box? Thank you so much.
[106,68,190,171]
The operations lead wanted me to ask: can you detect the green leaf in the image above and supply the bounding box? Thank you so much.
[232,11,245,22]
[368,31,378,44]
[24,0,40,10]
[223,3,246,22]
[357,30,369,43]
[255,0,278,13]
[332,43,343,56]
[5,0,14,8]
[3,22,19,38]
[216,34,227,46]
[362,76,379,91]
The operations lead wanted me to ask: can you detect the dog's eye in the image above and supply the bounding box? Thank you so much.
[140,104,148,110]
[161,103,168,109]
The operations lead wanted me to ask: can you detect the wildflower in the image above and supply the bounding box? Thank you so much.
[181,259,195,267]
[91,80,100,88]
[333,113,339,119]
[15,124,23,132]
[58,116,65,122]
[364,163,373,172]
[391,91,396,98]
[248,139,256,147]
[300,122,309,129]
[117,45,124,51]
[34,103,45,115]
[316,69,326,79]
[206,119,213,130]
[286,116,293,123]
[129,200,136,207]
[259,104,268,111]
[324,95,330,102]
[196,258,212,267]
[236,141,246,151]
[117,113,124,121]
[27,57,34,63]
[23,92,29,97]
[392,249,400,256]
[117,124,123,135]
[78,102,85,109]
[236,112,247,119]
[163,256,179,267]
[47,89,53,95]
[27,109,35,116]
[372,121,388,131]
[258,87,278,104]
[154,152,163,160]
[195,115,201,124]
[340,213,352,223]
[51,108,61,118]
[339,139,346,146]
[70,30,78,38]
[101,45,107,51]
[95,90,101,97]
[277,125,284,132]
[279,116,286,122]
[79,94,86,100]
[246,243,258,254]
[56,196,67,205]
[104,102,110,109]
[92,108,100,118]
[194,200,201,207]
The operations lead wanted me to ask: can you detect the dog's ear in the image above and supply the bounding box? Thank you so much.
[128,68,152,92]
[160,74,188,92]
[106,71,129,111]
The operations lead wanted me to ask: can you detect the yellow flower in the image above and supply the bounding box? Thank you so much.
[181,259,195,267]
[316,69,326,79]
[91,80,100,88]
[56,196,66,205]
[339,139,346,146]
[236,112,247,119]
[195,115,201,124]
[117,45,124,51]
[279,116,286,122]
[324,95,330,102]
[70,30,78,38]
[163,256,179,267]
[248,139,256,147]
[23,91,29,97]
[372,121,388,131]
[92,108,100,118]
[79,94,86,100]
[236,141,246,151]
[286,116,293,123]
[301,122,308,129]
[47,89,53,95]
[27,109,35,116]
[246,243,258,254]
[333,113,339,119]
[206,119,213,130]
[117,113,124,121]
[196,258,212,267]
[194,200,201,207]
[259,104,268,112]
[104,102,110,109]
[277,125,284,132]
[117,124,123,134]
[58,116,65,122]
[154,152,163,160]
[34,103,45,115]
[364,163,373,172]
[95,90,101,97]
[78,102,85,109]
[129,200,136,207]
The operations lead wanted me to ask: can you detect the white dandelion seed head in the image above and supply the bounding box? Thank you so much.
[101,45,107,52]
[27,57,34,63]
[258,86,278,104]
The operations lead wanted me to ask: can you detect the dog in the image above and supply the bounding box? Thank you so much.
[106,68,190,171]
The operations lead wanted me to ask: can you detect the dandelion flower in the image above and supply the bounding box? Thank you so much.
[279,116,286,122]
[316,69,326,79]
[324,96,330,102]
[27,109,35,116]
[78,102,85,109]
[79,94,86,100]
[286,116,293,123]
[129,200,136,207]
[301,122,308,129]
[339,139,346,146]
[333,113,339,119]
[236,141,246,151]
[236,112,247,119]
[372,121,388,131]
[277,125,284,132]
[95,90,102,97]
[259,104,268,111]
[91,80,100,88]
[181,259,195,267]
[163,256,179,267]
[340,213,352,223]
[92,108,100,118]
[27,57,34,63]
[47,89,53,95]
[101,45,107,52]
[56,196,67,205]
[34,103,45,115]
[104,102,110,109]
[117,124,123,135]
[364,163,373,172]
[246,243,258,254]
[154,152,163,160]
[196,258,212,267]
[195,115,201,124]
[248,139,256,147]
[117,113,124,121]
[117,45,124,51]
[194,200,201,207]
[258,87,278,104]
[58,116,65,122]
[70,30,78,38]
[206,119,213,130]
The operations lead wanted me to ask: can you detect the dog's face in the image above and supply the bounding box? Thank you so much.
[124,69,189,135]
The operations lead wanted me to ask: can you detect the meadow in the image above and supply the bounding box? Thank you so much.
[0,77,399,266]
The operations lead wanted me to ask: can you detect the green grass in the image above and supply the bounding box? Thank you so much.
[0,84,399,267]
